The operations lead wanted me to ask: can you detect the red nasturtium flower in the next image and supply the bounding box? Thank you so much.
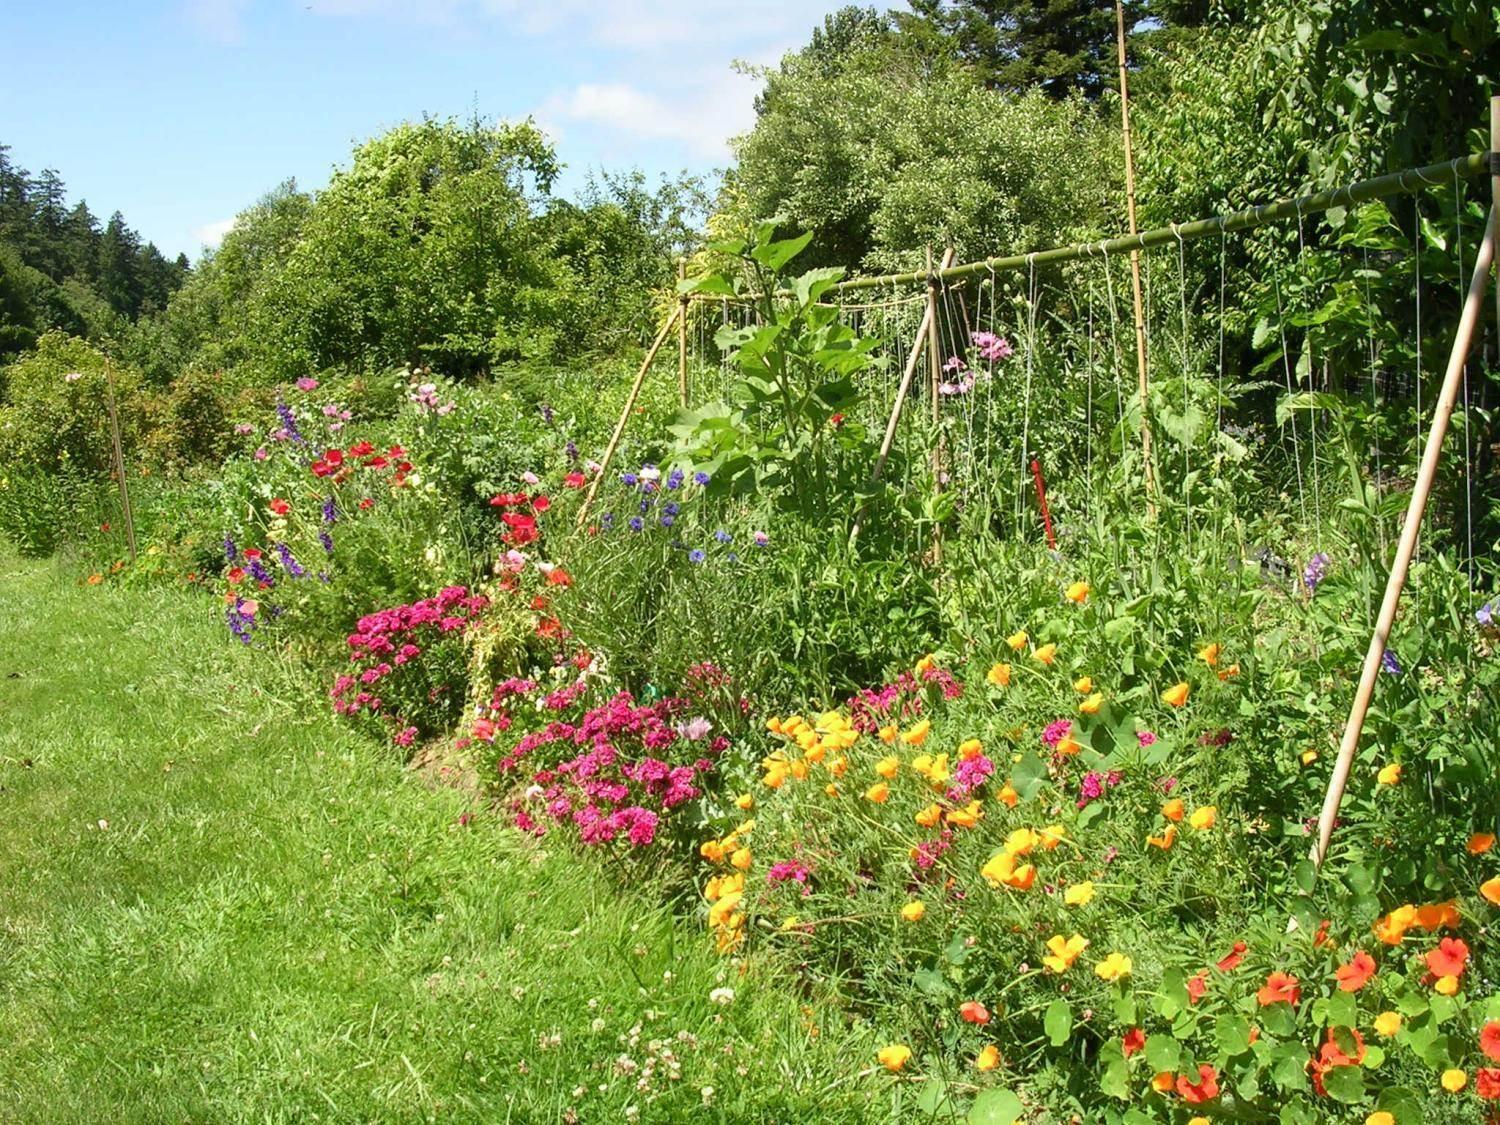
[1425,937,1470,979]
[545,568,573,587]
[959,1001,991,1025]
[1256,972,1301,1007]
[1122,1028,1146,1058]
[1186,969,1209,1004]
[1176,1064,1219,1104]
[1334,950,1377,992]
[1215,941,1247,972]
[1476,1067,1500,1100]
[1312,918,1332,947]
[1480,1021,1500,1064]
[1311,1027,1366,1096]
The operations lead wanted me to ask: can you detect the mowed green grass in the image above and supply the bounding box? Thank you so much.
[0,555,875,1123]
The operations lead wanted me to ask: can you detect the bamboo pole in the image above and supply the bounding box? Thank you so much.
[677,257,689,409]
[808,153,1490,295]
[102,360,137,563]
[1115,0,1154,506]
[850,247,957,545]
[577,305,682,527]
[1493,98,1499,366]
[1309,199,1496,870]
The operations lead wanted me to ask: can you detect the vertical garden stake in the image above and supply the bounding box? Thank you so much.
[1114,0,1155,511]
[577,305,682,527]
[1031,458,1057,551]
[103,360,137,563]
[677,257,689,409]
[1309,199,1497,871]
[927,245,945,567]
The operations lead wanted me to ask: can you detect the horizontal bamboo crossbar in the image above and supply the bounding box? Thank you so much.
[692,152,1490,301]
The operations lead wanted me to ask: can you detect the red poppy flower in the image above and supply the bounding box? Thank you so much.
[1215,941,1247,972]
[388,445,405,458]
[1122,1027,1146,1058]
[349,440,373,456]
[101,521,111,532]
[564,471,586,488]
[530,596,550,612]
[490,492,528,508]
[545,568,572,587]
[365,455,389,469]
[531,494,552,513]
[1477,1067,1500,1100]
[535,616,563,639]
[323,448,344,466]
[1186,969,1209,1004]
[359,498,374,510]
[1176,1064,1219,1104]
[1334,950,1376,992]
[959,1001,991,1025]
[1425,937,1470,979]
[269,497,290,516]
[226,567,245,584]
[1256,972,1300,1007]
[1481,1021,1500,1064]
[830,412,845,427]
[243,548,262,560]
[472,718,497,742]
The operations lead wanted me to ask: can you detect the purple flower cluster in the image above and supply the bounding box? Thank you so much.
[971,330,1013,362]
[1041,718,1073,749]
[275,399,304,444]
[274,541,306,579]
[1076,769,1124,810]
[1303,552,1330,594]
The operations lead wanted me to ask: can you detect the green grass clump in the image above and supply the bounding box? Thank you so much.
[0,554,874,1122]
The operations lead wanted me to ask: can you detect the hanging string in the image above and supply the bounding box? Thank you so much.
[1175,227,1193,552]
[1272,269,1309,529]
[1213,229,1228,583]
[1296,204,1323,546]
[1018,255,1039,535]
[1101,248,1127,427]
[1452,167,1474,584]
[1086,273,1096,499]
[1360,245,1387,559]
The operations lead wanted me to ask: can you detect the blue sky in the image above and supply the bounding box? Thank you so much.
[1,0,853,261]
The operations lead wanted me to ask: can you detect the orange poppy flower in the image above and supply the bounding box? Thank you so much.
[1161,798,1185,822]
[1372,904,1417,944]
[1256,972,1301,1007]
[1146,825,1178,850]
[1425,937,1470,979]
[1480,1021,1500,1064]
[1161,681,1190,708]
[1176,1064,1220,1104]
[1414,902,1461,932]
[1468,833,1496,855]
[1481,876,1500,906]
[1333,950,1376,992]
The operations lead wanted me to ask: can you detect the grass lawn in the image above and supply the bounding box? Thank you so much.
[0,555,873,1123]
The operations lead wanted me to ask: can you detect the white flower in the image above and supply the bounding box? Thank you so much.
[709,987,735,1006]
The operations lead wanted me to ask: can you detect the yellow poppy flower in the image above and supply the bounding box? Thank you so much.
[864,782,889,804]
[824,783,839,798]
[1039,824,1067,850]
[1073,675,1094,694]
[1188,806,1217,830]
[700,839,725,863]
[730,847,752,870]
[1006,630,1028,651]
[1064,881,1095,906]
[902,719,931,746]
[875,755,900,779]
[987,662,1011,687]
[878,724,898,744]
[997,784,1019,808]
[914,803,942,828]
[1042,933,1089,974]
[974,1044,1000,1071]
[766,716,783,734]
[1161,798,1185,822]
[1033,643,1057,665]
[958,738,983,759]
[1377,763,1402,785]
[1065,580,1089,604]
[734,793,754,811]
[1005,827,1040,855]
[1300,748,1318,766]
[1365,1114,1395,1125]
[1079,692,1104,715]
[1161,682,1190,708]
[900,901,926,922]
[1095,952,1132,982]
[1434,974,1459,996]
[946,800,983,829]
[914,653,937,677]
[877,1044,912,1072]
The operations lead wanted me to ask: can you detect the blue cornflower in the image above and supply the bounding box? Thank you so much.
[540,402,554,424]
[628,517,644,532]
[223,535,237,562]
[317,571,331,584]
[621,472,639,486]
[714,529,732,544]
[666,467,685,490]
[660,514,675,528]
[726,551,739,563]
[318,530,335,554]
[601,512,615,529]
[693,471,711,486]
[640,497,652,514]
[664,502,680,517]
[322,496,338,524]
[566,439,579,462]
[1477,601,1495,627]
[689,549,706,564]
[1380,649,1402,676]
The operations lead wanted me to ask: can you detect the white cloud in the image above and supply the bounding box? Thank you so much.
[182,0,250,43]
[540,68,762,160]
[193,217,237,249]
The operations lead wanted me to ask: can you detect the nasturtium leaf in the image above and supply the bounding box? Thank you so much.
[1321,1064,1365,1103]
[1375,1085,1424,1125]
[967,1088,1023,1125]
[1216,1014,1251,1056]
[1326,989,1357,1029]
[1144,1034,1179,1073]
[1044,998,1072,1047]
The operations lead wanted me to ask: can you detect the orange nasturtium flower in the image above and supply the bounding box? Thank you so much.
[1151,1072,1174,1094]
[974,1044,1000,1071]
[1333,950,1377,992]
[877,1044,912,1072]
[1256,972,1301,1007]
[1426,937,1470,979]
[1177,1064,1220,1104]
[1161,798,1186,822]
[959,1000,991,1025]
[986,662,1012,687]
[1440,1068,1467,1093]
[1033,643,1058,665]
[1065,580,1090,604]
[1122,1028,1146,1057]
[1480,1020,1500,1063]
[1468,832,1497,855]
[1161,682,1190,708]
[1042,933,1089,974]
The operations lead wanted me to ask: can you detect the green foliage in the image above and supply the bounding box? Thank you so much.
[0,332,142,477]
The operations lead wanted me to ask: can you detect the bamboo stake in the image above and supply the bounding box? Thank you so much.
[103,360,137,563]
[927,245,945,566]
[677,257,689,409]
[1309,199,1496,870]
[851,247,956,543]
[1115,0,1154,507]
[1493,97,1499,367]
[577,305,682,527]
